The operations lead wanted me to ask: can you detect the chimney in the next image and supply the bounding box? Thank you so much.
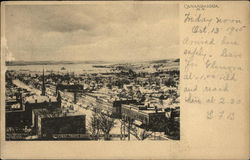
[15,93,19,101]
[74,91,77,104]
[41,68,46,96]
[19,93,23,109]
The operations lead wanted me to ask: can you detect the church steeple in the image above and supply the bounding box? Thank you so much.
[41,68,46,96]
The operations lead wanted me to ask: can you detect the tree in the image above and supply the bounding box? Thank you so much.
[88,112,101,140]
[129,124,153,140]
[97,111,116,140]
[165,117,180,140]
[123,119,153,141]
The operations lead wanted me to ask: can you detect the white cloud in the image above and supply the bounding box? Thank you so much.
[5,4,179,61]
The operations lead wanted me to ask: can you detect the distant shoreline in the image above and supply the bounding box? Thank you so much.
[6,59,180,66]
[5,61,108,66]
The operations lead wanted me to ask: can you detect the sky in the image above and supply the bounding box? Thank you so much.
[3,3,179,62]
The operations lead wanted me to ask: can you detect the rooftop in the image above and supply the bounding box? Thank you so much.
[25,95,57,104]
[122,104,165,114]
[33,108,85,119]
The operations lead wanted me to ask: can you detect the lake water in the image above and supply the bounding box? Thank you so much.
[7,63,113,74]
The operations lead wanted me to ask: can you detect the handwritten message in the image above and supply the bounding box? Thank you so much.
[182,4,248,120]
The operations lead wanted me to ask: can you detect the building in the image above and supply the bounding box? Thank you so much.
[5,93,27,127]
[6,69,62,127]
[32,108,87,140]
[56,83,84,103]
[121,104,166,131]
[112,99,138,118]
[56,83,84,93]
[24,94,61,126]
[6,109,26,127]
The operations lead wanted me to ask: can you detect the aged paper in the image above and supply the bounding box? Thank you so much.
[1,1,249,159]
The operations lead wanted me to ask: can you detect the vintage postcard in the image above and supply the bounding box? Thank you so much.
[0,1,249,159]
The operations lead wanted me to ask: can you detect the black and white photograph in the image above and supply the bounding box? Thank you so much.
[3,3,180,141]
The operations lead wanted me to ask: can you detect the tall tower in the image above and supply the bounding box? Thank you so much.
[57,91,62,108]
[41,68,46,96]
